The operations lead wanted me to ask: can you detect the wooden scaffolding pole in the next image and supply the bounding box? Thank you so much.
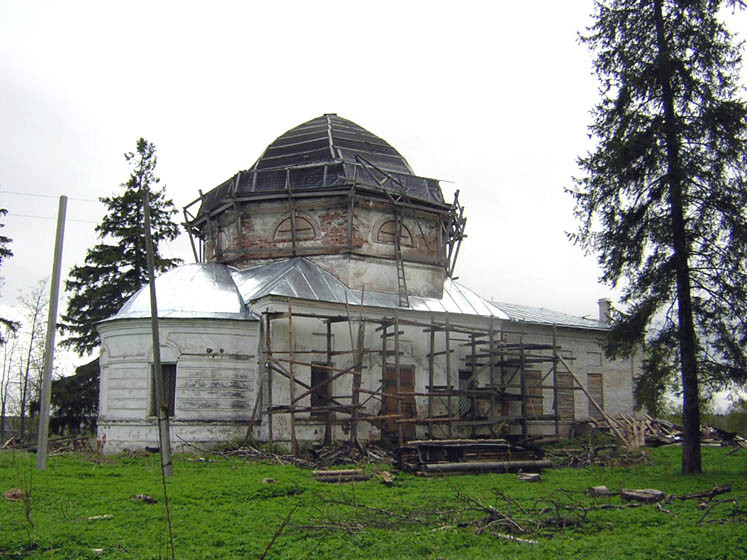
[445,312,453,439]
[288,301,298,456]
[349,318,364,447]
[520,336,528,439]
[381,322,388,442]
[266,313,274,445]
[488,315,497,432]
[394,311,403,446]
[552,326,560,438]
[324,320,333,445]
[427,315,435,439]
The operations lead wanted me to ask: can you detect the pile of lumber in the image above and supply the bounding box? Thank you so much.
[397,438,551,476]
[588,414,747,449]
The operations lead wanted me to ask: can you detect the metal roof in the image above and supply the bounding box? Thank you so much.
[108,258,607,331]
[193,115,446,220]
[111,263,253,321]
[488,300,608,331]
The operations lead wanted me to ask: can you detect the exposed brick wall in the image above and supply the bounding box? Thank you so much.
[198,195,447,287]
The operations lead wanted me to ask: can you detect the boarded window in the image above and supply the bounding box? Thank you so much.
[150,363,176,417]
[274,216,315,241]
[587,373,604,420]
[557,372,575,421]
[382,366,416,440]
[525,370,543,419]
[310,365,331,418]
[377,220,413,246]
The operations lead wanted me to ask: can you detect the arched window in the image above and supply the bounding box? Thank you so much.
[274,216,315,241]
[377,220,413,246]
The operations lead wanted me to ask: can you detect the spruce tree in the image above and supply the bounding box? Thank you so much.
[571,0,747,473]
[0,209,19,344]
[61,139,181,355]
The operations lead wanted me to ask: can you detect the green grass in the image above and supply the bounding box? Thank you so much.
[1,446,745,559]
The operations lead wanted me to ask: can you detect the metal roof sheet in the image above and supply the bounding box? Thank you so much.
[111,263,252,321]
[488,300,608,330]
[107,258,607,331]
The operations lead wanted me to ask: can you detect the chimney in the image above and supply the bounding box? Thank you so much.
[597,298,611,323]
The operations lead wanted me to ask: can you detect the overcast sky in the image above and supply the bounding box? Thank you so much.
[2,1,746,335]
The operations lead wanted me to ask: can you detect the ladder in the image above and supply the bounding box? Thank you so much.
[394,208,409,308]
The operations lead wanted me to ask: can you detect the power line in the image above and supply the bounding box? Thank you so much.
[7,213,98,224]
[0,190,100,203]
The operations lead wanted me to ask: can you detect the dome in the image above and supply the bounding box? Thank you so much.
[109,263,251,320]
[253,114,414,176]
[194,114,446,219]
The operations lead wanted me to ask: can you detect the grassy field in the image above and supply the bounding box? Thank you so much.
[0,445,745,559]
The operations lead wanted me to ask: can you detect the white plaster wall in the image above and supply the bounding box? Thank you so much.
[97,318,258,452]
[97,300,639,452]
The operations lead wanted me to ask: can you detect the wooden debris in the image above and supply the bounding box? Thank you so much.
[620,489,666,503]
[587,414,747,449]
[517,473,541,482]
[374,470,394,486]
[397,438,549,475]
[423,460,552,474]
[130,494,157,504]
[313,469,373,483]
[489,532,538,545]
[587,485,611,497]
[670,485,731,502]
[3,488,27,502]
[87,514,114,521]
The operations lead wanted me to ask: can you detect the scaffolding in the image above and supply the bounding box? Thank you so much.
[254,303,593,455]
[182,159,467,282]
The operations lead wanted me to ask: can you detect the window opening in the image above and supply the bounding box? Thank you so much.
[274,216,315,241]
[377,220,413,246]
[310,364,330,418]
[150,363,176,417]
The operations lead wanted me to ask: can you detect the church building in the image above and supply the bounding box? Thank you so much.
[96,115,640,452]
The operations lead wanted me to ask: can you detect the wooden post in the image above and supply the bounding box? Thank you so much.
[287,171,297,257]
[266,313,274,445]
[488,315,496,425]
[445,313,453,439]
[381,322,388,442]
[346,186,356,250]
[394,311,402,446]
[552,326,559,438]
[427,316,435,439]
[350,319,364,447]
[469,334,477,435]
[36,196,66,470]
[324,320,333,445]
[520,336,527,439]
[288,301,298,456]
[182,208,199,263]
[143,187,172,476]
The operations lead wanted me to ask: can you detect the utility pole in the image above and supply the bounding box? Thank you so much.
[142,188,173,476]
[36,196,67,470]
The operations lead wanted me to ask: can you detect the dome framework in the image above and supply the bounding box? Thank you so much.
[183,115,466,305]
